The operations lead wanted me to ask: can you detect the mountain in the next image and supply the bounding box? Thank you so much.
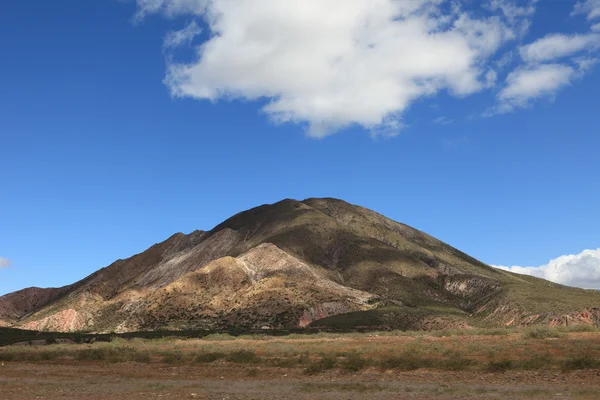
[1,198,599,332]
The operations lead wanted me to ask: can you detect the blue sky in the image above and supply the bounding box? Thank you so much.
[1,0,600,295]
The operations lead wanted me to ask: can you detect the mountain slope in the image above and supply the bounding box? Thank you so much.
[3,198,599,332]
[0,286,71,327]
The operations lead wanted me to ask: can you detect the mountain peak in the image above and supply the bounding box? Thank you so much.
[3,198,599,332]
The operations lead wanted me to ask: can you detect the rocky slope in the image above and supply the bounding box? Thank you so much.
[0,286,71,327]
[2,198,599,332]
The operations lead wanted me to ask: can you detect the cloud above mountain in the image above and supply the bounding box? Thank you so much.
[133,0,600,136]
[493,249,600,289]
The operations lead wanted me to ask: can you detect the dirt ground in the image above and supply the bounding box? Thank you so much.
[1,361,599,400]
[1,332,600,399]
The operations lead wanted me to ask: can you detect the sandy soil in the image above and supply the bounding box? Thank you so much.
[1,361,599,400]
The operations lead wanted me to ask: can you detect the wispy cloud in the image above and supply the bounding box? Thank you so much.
[491,64,576,114]
[493,249,600,289]
[433,116,454,125]
[163,20,202,50]
[0,257,11,269]
[572,0,600,20]
[133,0,208,23]
[519,33,600,63]
[488,25,600,115]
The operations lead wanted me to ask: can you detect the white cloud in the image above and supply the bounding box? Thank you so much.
[492,63,576,114]
[519,33,600,63]
[485,0,536,37]
[132,1,600,135]
[575,56,599,72]
[136,0,531,137]
[0,257,11,269]
[134,0,208,22]
[592,23,600,31]
[493,249,600,289]
[163,20,202,50]
[489,31,600,115]
[494,51,514,70]
[572,0,600,20]
[433,116,454,125]
[486,0,536,21]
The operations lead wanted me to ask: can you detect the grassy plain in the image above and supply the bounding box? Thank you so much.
[1,327,599,399]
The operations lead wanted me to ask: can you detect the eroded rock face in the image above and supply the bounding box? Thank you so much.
[480,302,600,329]
[17,243,377,332]
[20,309,90,332]
[299,302,362,328]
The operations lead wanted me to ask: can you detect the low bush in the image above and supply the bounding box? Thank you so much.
[439,356,473,371]
[522,326,565,339]
[76,347,151,363]
[160,351,185,364]
[341,353,368,372]
[518,353,552,370]
[379,355,431,371]
[486,360,513,373]
[225,350,259,364]
[303,356,337,374]
[194,352,225,363]
[561,355,600,371]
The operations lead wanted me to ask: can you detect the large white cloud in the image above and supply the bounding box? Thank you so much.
[0,257,11,269]
[493,249,600,289]
[135,0,534,137]
[132,0,600,136]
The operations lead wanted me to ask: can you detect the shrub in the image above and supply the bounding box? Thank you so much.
[161,351,185,364]
[379,355,430,371]
[202,333,236,341]
[76,348,110,361]
[76,347,151,363]
[304,356,337,375]
[225,350,259,364]
[561,355,600,371]
[0,352,16,362]
[518,353,552,370]
[522,326,565,339]
[439,356,473,371]
[194,352,225,363]
[486,360,513,373]
[341,353,367,372]
[563,325,597,333]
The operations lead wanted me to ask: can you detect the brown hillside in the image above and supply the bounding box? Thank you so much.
[3,198,599,332]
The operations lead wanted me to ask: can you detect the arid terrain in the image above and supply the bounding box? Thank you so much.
[1,328,599,399]
[1,198,599,334]
[1,198,599,398]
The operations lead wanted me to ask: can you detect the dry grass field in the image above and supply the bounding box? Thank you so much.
[1,327,599,399]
